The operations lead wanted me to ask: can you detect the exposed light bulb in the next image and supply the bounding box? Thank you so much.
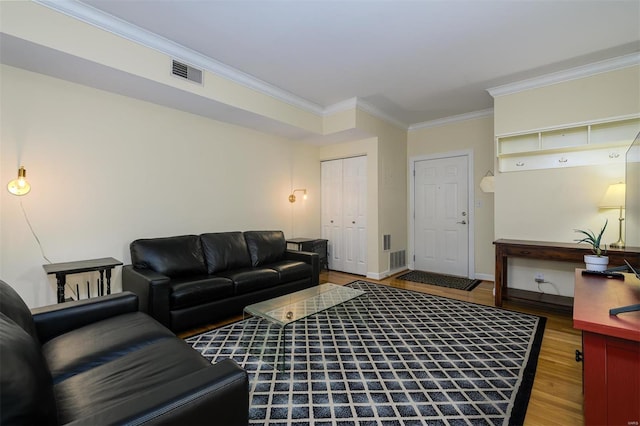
[7,166,31,196]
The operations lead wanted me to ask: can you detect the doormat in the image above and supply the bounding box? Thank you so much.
[396,270,482,291]
[187,281,546,425]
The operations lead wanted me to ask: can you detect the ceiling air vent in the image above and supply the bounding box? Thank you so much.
[171,60,203,84]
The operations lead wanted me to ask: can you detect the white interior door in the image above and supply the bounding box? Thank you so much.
[343,156,367,275]
[321,160,344,271]
[414,155,469,277]
[321,156,367,275]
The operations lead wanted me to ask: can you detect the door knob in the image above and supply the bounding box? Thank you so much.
[457,220,467,225]
[352,221,356,224]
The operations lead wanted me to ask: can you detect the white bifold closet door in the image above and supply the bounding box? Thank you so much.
[321,156,367,275]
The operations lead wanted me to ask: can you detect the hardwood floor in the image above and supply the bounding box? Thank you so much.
[180,270,584,425]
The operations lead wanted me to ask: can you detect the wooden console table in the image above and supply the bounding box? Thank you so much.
[573,269,640,425]
[43,257,123,303]
[494,239,640,308]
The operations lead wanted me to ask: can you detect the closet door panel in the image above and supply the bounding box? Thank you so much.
[321,160,344,271]
[321,156,367,275]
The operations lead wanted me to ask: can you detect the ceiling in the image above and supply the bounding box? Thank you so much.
[79,0,640,127]
[4,1,640,132]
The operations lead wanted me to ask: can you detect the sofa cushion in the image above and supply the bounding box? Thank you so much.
[130,235,207,277]
[53,338,211,425]
[41,312,175,383]
[244,230,286,267]
[218,268,280,295]
[0,314,58,425]
[170,276,234,310]
[0,280,38,340]
[201,232,252,274]
[268,260,312,283]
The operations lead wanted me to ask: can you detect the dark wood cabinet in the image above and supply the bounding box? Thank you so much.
[494,239,640,309]
[287,238,328,270]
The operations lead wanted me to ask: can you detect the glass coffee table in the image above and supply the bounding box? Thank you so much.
[243,283,365,370]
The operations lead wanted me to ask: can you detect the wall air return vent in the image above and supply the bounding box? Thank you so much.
[390,250,406,271]
[171,60,203,84]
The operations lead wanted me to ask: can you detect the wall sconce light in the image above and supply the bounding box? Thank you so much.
[479,171,495,193]
[7,166,31,196]
[289,188,307,203]
[599,182,626,248]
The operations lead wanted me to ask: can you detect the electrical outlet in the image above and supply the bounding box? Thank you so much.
[534,273,545,283]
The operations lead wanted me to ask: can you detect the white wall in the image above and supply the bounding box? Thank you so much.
[0,65,320,307]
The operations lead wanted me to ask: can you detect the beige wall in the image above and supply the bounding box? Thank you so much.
[1,1,323,134]
[318,108,408,279]
[407,115,495,278]
[493,66,640,296]
[0,65,320,307]
[495,66,640,135]
[355,110,408,277]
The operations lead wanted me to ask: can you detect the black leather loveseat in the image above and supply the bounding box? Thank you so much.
[123,230,319,332]
[0,280,249,426]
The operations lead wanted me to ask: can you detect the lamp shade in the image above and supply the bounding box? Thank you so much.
[479,176,495,193]
[599,183,625,208]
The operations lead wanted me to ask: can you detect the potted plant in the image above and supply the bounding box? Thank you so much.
[574,219,609,271]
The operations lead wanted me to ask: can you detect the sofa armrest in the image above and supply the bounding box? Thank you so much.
[284,250,320,286]
[122,265,172,328]
[31,292,139,344]
[64,359,249,426]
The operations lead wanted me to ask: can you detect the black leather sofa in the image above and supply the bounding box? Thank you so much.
[123,230,319,332]
[0,280,249,425]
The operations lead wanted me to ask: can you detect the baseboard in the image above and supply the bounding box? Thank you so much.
[367,271,388,280]
[475,273,494,282]
[367,267,410,281]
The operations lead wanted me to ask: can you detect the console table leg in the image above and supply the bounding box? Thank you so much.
[55,273,66,303]
[105,268,112,295]
[99,270,105,297]
[494,249,507,307]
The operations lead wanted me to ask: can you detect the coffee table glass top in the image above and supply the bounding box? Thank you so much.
[244,283,365,327]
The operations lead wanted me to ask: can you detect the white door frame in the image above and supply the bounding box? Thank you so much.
[409,150,475,278]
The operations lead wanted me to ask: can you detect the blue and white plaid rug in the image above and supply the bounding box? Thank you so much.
[187,281,545,425]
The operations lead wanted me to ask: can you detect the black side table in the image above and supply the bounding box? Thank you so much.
[43,257,123,303]
[286,238,329,270]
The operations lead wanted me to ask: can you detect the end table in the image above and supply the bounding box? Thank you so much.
[43,257,123,303]
[286,238,329,270]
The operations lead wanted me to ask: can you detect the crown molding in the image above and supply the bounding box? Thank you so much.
[356,100,408,130]
[409,108,494,131]
[33,0,326,115]
[324,97,358,115]
[323,97,408,130]
[487,53,640,98]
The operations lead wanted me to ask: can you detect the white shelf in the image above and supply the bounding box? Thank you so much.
[497,116,640,172]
